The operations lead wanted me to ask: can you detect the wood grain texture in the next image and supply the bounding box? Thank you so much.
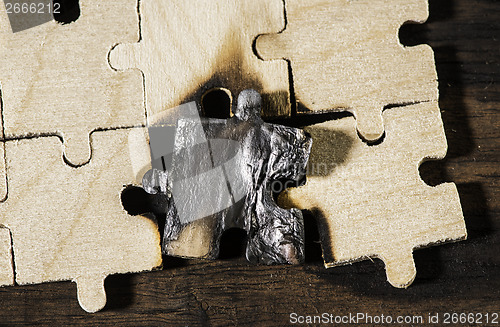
[0,0,498,325]
[0,129,161,313]
[109,0,290,119]
[279,101,466,288]
[0,0,144,166]
[256,0,437,141]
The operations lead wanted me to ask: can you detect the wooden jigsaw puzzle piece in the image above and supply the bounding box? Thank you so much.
[109,0,290,119]
[0,0,144,166]
[0,91,11,286]
[0,227,14,286]
[256,0,437,141]
[0,128,161,312]
[279,102,467,288]
[0,105,6,202]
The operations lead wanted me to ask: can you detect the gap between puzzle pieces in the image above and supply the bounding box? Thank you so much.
[0,128,162,313]
[279,101,467,288]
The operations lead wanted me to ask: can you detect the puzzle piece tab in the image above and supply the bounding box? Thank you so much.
[256,0,438,141]
[109,0,290,119]
[0,0,144,166]
[279,102,466,288]
[0,128,161,312]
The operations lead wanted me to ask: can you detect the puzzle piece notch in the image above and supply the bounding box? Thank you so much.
[0,129,161,312]
[279,101,466,288]
[0,227,14,286]
[0,0,144,166]
[256,0,438,141]
[109,0,291,119]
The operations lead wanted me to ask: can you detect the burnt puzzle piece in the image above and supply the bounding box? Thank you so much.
[142,90,312,264]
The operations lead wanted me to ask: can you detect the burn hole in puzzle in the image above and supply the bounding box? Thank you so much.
[120,185,167,238]
[201,88,232,119]
[53,0,80,24]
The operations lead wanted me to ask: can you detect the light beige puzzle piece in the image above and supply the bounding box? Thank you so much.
[0,102,6,201]
[0,142,5,201]
[279,102,466,288]
[109,0,290,119]
[0,128,161,312]
[0,0,144,166]
[0,227,14,286]
[256,0,438,141]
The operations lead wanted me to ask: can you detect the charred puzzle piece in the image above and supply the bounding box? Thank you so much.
[142,89,312,264]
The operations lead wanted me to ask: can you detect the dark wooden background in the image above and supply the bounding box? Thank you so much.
[0,0,498,325]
